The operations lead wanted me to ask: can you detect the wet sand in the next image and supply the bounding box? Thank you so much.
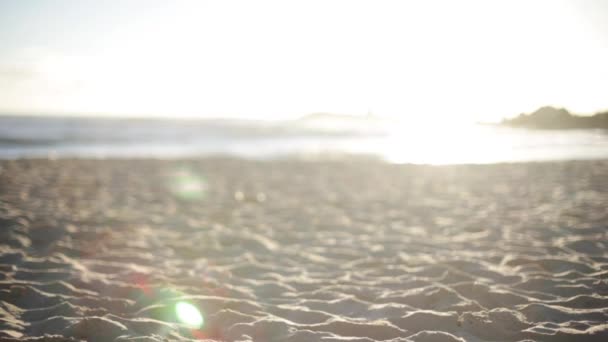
[1,158,607,341]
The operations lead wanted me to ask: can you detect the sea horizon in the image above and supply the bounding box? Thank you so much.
[1,113,607,165]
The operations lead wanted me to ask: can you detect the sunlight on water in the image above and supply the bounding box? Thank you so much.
[175,302,204,329]
[337,122,608,165]
[380,122,512,165]
[1,116,607,164]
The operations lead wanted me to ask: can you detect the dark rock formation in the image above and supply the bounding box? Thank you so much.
[502,106,608,129]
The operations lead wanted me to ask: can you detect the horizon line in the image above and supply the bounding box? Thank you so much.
[1,105,608,123]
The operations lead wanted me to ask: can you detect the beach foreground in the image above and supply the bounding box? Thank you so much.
[1,158,607,342]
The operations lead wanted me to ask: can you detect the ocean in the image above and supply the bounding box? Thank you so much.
[1,115,607,164]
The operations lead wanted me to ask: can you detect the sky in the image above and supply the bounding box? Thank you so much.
[0,0,607,122]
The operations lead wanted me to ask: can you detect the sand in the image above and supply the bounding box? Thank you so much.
[0,158,607,341]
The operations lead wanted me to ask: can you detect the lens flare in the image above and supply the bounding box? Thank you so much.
[169,169,207,200]
[175,302,204,328]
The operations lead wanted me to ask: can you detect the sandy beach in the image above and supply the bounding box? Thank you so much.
[1,158,607,341]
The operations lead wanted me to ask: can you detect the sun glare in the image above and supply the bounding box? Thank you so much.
[3,0,604,121]
[380,122,512,165]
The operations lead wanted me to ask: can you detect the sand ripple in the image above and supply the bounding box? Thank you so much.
[0,159,607,341]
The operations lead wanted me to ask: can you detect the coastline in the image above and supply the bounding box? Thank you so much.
[1,158,607,341]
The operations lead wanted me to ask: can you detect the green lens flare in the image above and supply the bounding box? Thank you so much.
[169,169,207,200]
[175,302,204,328]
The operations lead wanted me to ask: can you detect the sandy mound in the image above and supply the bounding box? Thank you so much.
[0,158,607,341]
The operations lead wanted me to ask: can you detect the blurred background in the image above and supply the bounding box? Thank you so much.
[1,0,607,164]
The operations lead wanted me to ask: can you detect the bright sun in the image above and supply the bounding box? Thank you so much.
[3,0,607,121]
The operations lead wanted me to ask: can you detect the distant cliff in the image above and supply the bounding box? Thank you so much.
[502,106,608,129]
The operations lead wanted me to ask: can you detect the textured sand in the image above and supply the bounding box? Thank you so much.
[0,158,607,341]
